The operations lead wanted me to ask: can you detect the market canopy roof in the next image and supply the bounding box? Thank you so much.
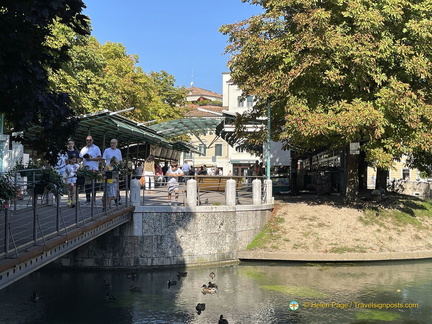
[147,116,225,138]
[19,109,200,155]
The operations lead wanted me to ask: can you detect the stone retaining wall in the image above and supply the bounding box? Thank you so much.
[53,204,273,269]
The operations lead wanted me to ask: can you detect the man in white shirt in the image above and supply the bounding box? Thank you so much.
[79,136,102,202]
[102,139,122,166]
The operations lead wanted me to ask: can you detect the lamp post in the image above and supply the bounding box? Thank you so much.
[266,100,271,179]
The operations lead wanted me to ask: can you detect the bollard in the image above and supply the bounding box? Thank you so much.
[265,179,273,204]
[186,179,197,207]
[130,179,141,206]
[252,179,262,205]
[226,179,237,206]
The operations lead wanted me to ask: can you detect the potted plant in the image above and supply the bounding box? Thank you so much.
[13,159,40,177]
[76,166,103,184]
[35,168,68,196]
[0,171,19,209]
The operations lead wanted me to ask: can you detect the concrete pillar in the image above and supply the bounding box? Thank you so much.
[265,179,273,204]
[252,179,262,205]
[226,179,237,206]
[130,179,140,206]
[186,179,197,207]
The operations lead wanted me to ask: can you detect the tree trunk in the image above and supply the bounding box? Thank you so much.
[358,150,368,192]
[376,168,389,191]
[344,148,360,203]
[290,156,299,195]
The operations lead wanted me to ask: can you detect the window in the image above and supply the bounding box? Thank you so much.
[183,152,193,160]
[246,96,254,107]
[198,144,206,156]
[237,97,244,108]
[215,144,222,156]
[402,168,410,180]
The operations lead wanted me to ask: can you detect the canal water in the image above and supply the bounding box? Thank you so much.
[0,260,430,324]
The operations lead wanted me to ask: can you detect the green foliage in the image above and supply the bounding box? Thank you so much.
[221,0,432,170]
[47,24,188,123]
[76,166,102,182]
[0,172,19,207]
[0,1,90,166]
[39,168,68,195]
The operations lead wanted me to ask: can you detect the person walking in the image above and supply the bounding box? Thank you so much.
[143,155,155,193]
[79,136,102,203]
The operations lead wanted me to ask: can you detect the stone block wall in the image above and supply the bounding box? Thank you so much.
[54,204,273,269]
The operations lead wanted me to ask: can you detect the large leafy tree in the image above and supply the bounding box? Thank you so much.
[0,0,89,165]
[220,0,432,197]
[48,24,188,122]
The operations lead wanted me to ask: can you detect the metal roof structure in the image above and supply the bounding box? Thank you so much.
[147,116,225,139]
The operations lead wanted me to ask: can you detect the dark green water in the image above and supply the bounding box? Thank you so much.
[0,260,430,323]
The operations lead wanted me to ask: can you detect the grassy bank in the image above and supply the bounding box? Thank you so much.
[246,194,432,253]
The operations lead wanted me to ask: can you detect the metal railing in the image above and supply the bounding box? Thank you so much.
[0,169,131,261]
[135,174,269,206]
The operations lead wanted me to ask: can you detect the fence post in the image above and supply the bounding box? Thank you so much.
[186,179,197,207]
[252,179,262,205]
[4,201,10,257]
[265,179,273,204]
[226,179,237,206]
[130,178,141,206]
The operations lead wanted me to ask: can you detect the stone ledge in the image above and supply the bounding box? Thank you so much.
[237,250,432,262]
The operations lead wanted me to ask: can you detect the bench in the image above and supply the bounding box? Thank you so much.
[194,176,243,192]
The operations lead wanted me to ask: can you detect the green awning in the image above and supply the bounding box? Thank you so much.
[148,117,225,138]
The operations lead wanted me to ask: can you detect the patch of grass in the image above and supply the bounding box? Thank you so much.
[212,202,223,206]
[317,222,329,228]
[361,196,432,229]
[261,285,328,298]
[246,215,287,250]
[329,246,367,253]
[356,310,401,321]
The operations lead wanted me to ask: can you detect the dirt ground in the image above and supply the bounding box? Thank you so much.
[262,194,432,254]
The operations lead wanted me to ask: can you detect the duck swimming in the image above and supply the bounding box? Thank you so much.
[129,285,143,292]
[201,284,217,294]
[209,272,216,280]
[106,292,116,300]
[196,303,206,315]
[208,281,218,289]
[218,314,229,324]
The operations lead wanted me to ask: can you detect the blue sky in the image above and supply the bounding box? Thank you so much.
[83,1,263,94]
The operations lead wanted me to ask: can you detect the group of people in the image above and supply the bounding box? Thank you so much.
[137,157,184,205]
[56,136,122,209]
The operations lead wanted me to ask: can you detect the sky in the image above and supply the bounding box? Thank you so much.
[83,1,263,95]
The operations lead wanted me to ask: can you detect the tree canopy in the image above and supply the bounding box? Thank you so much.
[0,0,89,165]
[220,0,432,174]
[48,24,188,123]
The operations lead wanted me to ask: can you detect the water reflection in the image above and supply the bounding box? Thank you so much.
[0,260,430,323]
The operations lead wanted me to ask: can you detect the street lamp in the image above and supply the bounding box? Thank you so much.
[266,99,271,179]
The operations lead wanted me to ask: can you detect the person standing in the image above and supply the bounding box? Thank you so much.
[65,154,79,208]
[166,163,184,205]
[66,139,80,163]
[102,139,122,167]
[79,135,102,203]
[181,161,191,182]
[102,156,118,210]
[143,155,155,193]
